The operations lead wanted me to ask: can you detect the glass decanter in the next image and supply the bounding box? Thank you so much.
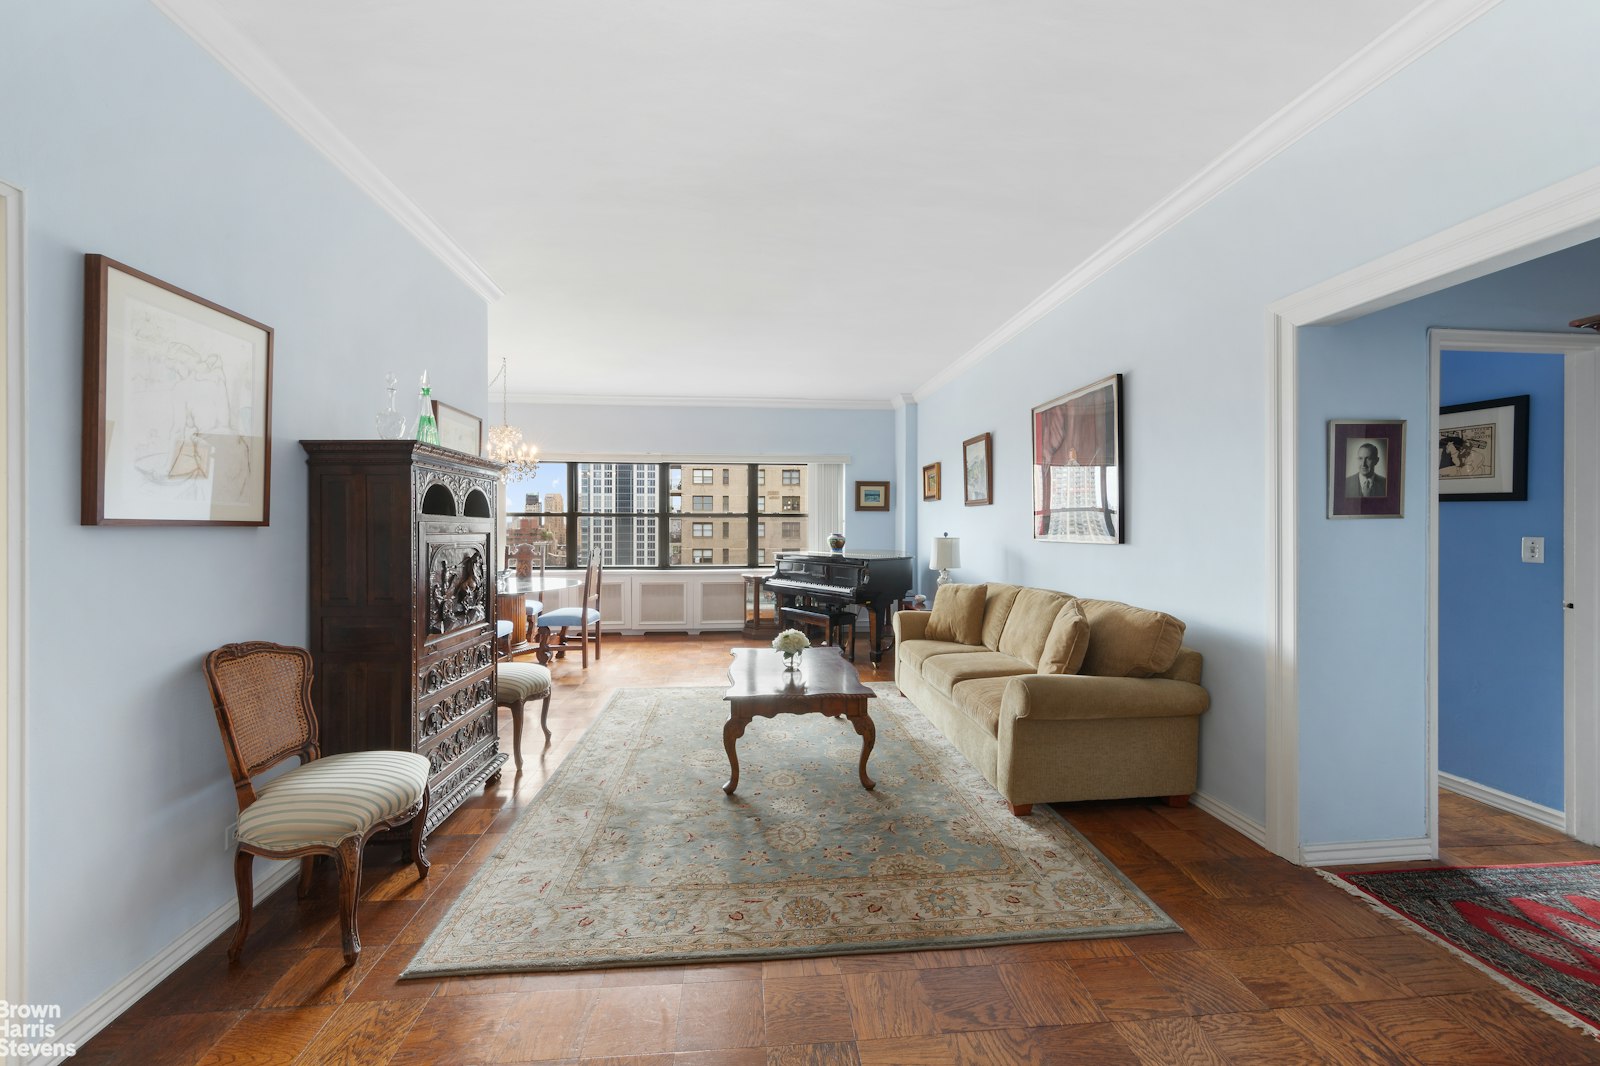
[374,372,408,439]
[415,370,440,445]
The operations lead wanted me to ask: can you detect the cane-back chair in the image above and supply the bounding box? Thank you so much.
[203,641,431,965]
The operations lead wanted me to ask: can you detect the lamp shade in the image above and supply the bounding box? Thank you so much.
[931,536,961,571]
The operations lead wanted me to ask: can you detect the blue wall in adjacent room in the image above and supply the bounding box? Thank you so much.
[1439,351,1565,810]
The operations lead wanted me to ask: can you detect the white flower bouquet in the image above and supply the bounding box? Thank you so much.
[772,629,810,655]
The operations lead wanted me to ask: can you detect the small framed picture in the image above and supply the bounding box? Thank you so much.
[433,401,483,456]
[963,432,993,506]
[1328,419,1406,518]
[922,462,941,501]
[855,480,890,511]
[1439,394,1528,502]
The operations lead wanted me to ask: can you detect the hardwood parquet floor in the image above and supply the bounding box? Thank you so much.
[79,634,1600,1064]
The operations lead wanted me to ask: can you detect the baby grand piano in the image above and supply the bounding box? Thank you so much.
[766,550,913,666]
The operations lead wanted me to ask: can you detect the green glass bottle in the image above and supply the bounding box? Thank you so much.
[415,370,440,445]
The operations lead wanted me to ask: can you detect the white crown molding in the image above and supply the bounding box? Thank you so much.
[913,0,1503,403]
[1439,772,1566,832]
[150,0,502,303]
[537,452,852,465]
[514,392,894,411]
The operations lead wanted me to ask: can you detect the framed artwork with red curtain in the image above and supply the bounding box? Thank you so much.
[1031,374,1123,543]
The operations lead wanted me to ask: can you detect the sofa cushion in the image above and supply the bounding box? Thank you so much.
[898,639,978,671]
[980,584,1023,651]
[1078,598,1187,678]
[1038,599,1090,675]
[996,588,1072,668]
[924,651,1035,698]
[949,676,1015,737]
[926,583,986,645]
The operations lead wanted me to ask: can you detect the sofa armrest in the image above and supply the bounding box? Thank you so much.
[1002,674,1210,722]
[893,609,931,642]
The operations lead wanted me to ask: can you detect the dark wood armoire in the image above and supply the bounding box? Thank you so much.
[301,440,506,833]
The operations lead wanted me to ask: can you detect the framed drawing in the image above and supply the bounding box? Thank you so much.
[855,480,890,511]
[963,432,993,506]
[1439,394,1528,502]
[1328,419,1406,518]
[433,400,483,456]
[82,254,273,526]
[922,462,941,501]
[1031,373,1123,543]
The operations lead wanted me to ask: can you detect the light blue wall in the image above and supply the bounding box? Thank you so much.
[2,3,486,1021]
[1298,238,1600,843]
[1439,352,1564,809]
[915,0,1600,837]
[508,401,901,551]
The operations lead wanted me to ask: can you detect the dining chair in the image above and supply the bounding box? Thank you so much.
[203,641,431,965]
[535,555,603,668]
[495,660,553,768]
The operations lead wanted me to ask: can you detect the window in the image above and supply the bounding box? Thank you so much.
[505,461,814,571]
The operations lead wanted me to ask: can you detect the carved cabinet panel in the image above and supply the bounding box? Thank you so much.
[303,440,505,834]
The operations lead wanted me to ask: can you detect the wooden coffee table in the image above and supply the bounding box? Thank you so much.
[722,646,877,794]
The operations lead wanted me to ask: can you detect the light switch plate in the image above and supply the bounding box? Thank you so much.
[1522,536,1545,563]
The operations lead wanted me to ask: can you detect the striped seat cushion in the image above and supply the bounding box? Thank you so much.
[497,662,551,704]
[236,750,430,850]
[537,607,600,628]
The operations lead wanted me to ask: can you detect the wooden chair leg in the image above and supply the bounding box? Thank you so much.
[333,836,365,966]
[297,855,316,898]
[595,618,602,661]
[410,788,431,879]
[540,691,552,741]
[510,701,524,769]
[581,620,590,669]
[228,849,254,962]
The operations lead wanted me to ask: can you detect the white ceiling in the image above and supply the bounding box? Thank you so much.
[193,0,1427,404]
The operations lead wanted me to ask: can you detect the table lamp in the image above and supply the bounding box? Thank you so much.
[932,534,961,587]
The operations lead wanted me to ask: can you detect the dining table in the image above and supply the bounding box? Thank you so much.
[496,574,583,661]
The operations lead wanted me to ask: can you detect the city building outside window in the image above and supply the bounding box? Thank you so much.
[694,549,713,564]
[692,496,713,511]
[783,468,800,485]
[692,468,713,484]
[782,496,801,512]
[693,522,712,537]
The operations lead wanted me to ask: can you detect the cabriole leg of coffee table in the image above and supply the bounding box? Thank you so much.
[722,709,750,794]
[849,706,876,790]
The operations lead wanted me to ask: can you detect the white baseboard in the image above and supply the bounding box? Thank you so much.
[43,861,298,1066]
[1439,771,1566,831]
[1301,836,1435,867]
[1191,790,1267,846]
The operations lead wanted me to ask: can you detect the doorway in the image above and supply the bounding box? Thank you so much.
[1429,330,1600,847]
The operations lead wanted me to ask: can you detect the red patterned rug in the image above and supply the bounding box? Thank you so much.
[1329,861,1600,1038]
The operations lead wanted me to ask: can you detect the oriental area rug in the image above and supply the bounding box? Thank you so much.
[1329,862,1600,1038]
[405,685,1176,977]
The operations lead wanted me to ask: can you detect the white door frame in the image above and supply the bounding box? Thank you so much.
[1428,329,1600,846]
[1265,164,1600,863]
[0,177,25,998]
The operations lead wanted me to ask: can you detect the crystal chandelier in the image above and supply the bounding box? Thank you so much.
[486,357,539,481]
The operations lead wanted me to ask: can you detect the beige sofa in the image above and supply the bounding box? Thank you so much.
[892,583,1208,815]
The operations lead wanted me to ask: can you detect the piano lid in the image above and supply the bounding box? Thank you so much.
[775,549,911,561]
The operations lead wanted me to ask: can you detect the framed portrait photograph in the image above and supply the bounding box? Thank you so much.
[963,432,993,506]
[433,400,483,456]
[1439,394,1528,502]
[82,254,273,526]
[1328,419,1406,518]
[855,480,890,511]
[1031,373,1123,543]
[922,462,941,501]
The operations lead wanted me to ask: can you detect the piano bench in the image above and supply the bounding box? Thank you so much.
[780,606,858,662]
